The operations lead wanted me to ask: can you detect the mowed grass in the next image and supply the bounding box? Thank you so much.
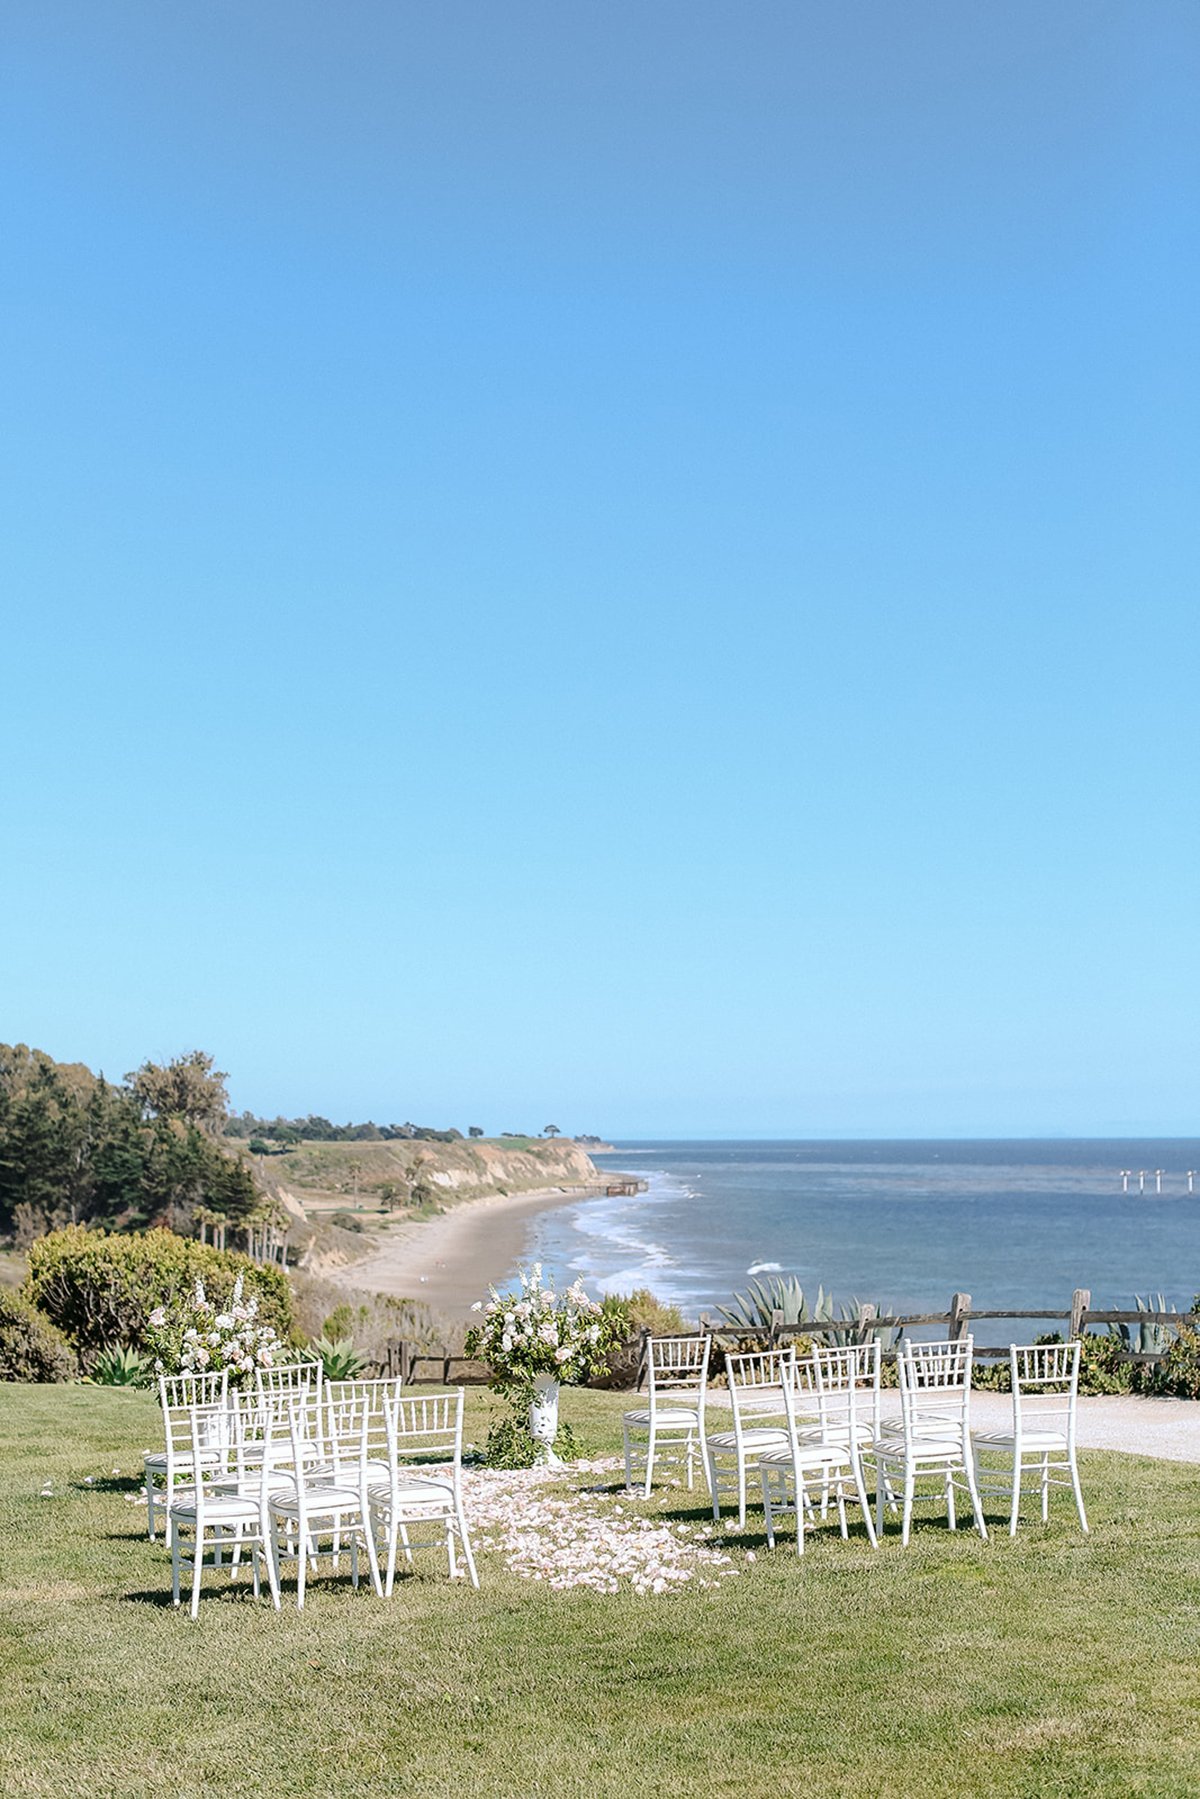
[2,1386,1199,1799]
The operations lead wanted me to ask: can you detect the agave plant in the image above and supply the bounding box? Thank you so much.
[1107,1294,1180,1358]
[716,1276,894,1348]
[91,1343,153,1387]
[310,1336,364,1381]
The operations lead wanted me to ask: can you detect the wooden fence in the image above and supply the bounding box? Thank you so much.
[371,1287,1190,1384]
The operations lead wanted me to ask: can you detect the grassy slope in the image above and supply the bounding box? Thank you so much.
[260,1135,600,1217]
[2,1386,1199,1798]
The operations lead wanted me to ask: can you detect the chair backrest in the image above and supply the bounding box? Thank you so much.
[168,1397,234,1474]
[384,1387,465,1469]
[725,1348,795,1427]
[814,1340,880,1439]
[898,1337,973,1442]
[1009,1340,1081,1443]
[256,1358,323,1400]
[158,1368,229,1415]
[645,1335,710,1407]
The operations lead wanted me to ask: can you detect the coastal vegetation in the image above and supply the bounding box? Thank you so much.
[3,1383,1199,1796]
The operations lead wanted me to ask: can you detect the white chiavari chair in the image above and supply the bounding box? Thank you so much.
[874,1338,988,1546]
[267,1394,381,1608]
[972,1340,1088,1535]
[167,1395,282,1617]
[703,1348,793,1527]
[143,1369,230,1540]
[370,1387,478,1594]
[623,1335,711,1496]
[757,1352,879,1554]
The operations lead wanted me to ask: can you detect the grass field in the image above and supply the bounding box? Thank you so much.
[2,1384,1199,1798]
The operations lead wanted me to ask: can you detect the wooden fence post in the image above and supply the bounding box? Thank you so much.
[857,1301,877,1344]
[769,1307,784,1347]
[636,1326,650,1390]
[1070,1288,1091,1340]
[950,1292,971,1343]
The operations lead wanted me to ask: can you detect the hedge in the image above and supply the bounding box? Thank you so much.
[23,1226,294,1369]
[0,1289,77,1382]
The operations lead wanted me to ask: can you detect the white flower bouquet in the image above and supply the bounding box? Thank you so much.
[145,1274,287,1388]
[465,1264,619,1390]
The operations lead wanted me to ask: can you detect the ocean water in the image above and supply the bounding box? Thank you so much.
[523,1140,1200,1318]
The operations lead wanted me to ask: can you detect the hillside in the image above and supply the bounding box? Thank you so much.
[255,1135,603,1221]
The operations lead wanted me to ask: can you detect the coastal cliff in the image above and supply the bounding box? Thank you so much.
[255,1135,603,1222]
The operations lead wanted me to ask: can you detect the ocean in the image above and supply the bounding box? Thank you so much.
[523,1139,1200,1318]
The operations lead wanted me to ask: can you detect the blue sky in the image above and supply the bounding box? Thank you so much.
[2,3,1197,1137]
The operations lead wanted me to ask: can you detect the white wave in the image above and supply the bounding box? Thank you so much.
[746,1260,784,1275]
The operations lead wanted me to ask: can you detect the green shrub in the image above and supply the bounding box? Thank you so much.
[0,1289,77,1382]
[481,1397,578,1469]
[329,1210,364,1233]
[1143,1324,1200,1399]
[972,1332,1132,1396]
[90,1343,153,1387]
[23,1226,294,1369]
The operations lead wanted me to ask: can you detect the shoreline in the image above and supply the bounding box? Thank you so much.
[326,1183,609,1321]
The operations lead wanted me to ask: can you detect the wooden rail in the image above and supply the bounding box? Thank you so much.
[371,1287,1194,1384]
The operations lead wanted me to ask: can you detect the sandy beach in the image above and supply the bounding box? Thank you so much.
[330,1183,607,1320]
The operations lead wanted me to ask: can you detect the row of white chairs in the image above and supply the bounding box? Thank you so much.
[623,1334,1089,1552]
[145,1365,478,1616]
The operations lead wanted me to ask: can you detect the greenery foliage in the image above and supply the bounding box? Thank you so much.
[225,1112,465,1144]
[481,1398,578,1469]
[23,1226,293,1368]
[0,1288,77,1382]
[0,1044,258,1241]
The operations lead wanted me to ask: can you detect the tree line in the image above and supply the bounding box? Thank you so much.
[0,1045,256,1245]
[224,1114,474,1146]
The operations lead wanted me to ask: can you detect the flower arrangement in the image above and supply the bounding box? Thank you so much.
[465,1265,620,1390]
[145,1274,286,1387]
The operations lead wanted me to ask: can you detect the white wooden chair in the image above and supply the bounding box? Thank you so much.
[972,1341,1088,1535]
[874,1338,988,1546]
[703,1348,793,1527]
[267,1395,382,1608]
[623,1335,711,1496]
[370,1388,478,1594]
[143,1369,229,1540]
[167,1397,282,1617]
[757,1354,879,1554]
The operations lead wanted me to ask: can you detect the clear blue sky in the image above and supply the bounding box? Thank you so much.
[3,3,1197,1138]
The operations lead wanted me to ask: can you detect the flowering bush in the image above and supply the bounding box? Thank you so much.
[145,1274,286,1387]
[465,1265,621,1390]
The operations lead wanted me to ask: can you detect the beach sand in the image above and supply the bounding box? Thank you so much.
[329,1184,606,1320]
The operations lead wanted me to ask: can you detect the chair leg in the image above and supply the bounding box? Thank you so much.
[901,1470,914,1548]
[963,1450,989,1542]
[852,1455,878,1549]
[362,1508,383,1597]
[384,1516,399,1598]
[1009,1453,1022,1537]
[455,1497,480,1589]
[1068,1454,1089,1535]
[761,1467,776,1549]
[875,1462,888,1539]
[707,1448,722,1521]
[1041,1455,1051,1523]
[623,1424,634,1493]
[643,1426,656,1497]
[296,1523,308,1611]
[170,1519,181,1607]
[190,1527,204,1619]
[945,1470,957,1531]
[147,1471,158,1542]
[265,1517,282,1610]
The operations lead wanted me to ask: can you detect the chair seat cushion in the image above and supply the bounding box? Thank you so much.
[972,1429,1069,1451]
[143,1449,225,1473]
[270,1483,363,1518]
[706,1427,788,1452]
[758,1443,851,1470]
[168,1492,261,1523]
[623,1407,701,1427]
[370,1474,457,1508]
[793,1422,875,1446]
[874,1436,965,1464]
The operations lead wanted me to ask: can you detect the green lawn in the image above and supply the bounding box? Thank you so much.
[1,1385,1198,1798]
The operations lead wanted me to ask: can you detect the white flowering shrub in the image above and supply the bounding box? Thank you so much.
[144,1274,287,1387]
[465,1264,621,1391]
